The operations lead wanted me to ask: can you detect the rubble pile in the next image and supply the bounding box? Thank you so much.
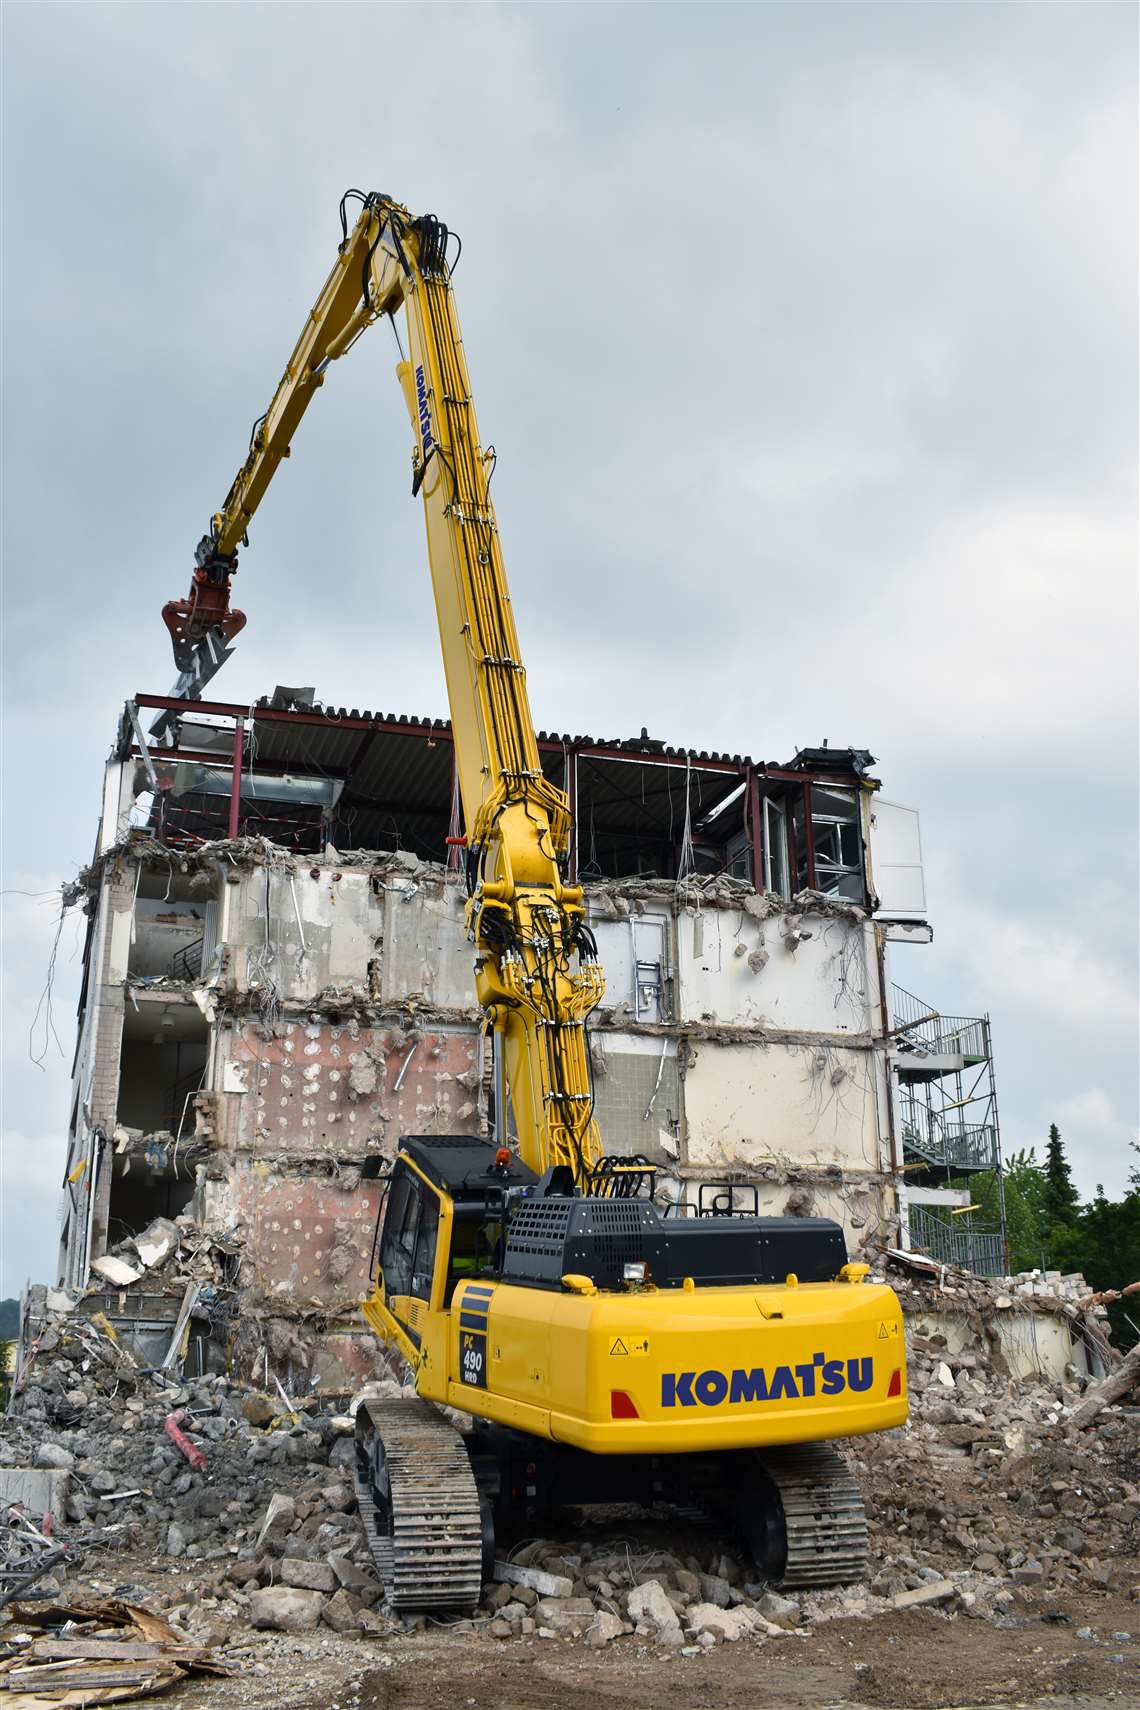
[3,1350,374,1578]
[848,1331,1139,1615]
[84,1211,240,1302]
[3,1253,1137,1657]
[886,1250,1118,1360]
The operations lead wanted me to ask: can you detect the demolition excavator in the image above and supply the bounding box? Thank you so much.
[167,191,908,1610]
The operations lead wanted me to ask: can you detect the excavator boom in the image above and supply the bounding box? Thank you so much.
[170,193,606,1185]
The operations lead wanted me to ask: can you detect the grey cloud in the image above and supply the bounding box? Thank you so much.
[2,2,1136,1289]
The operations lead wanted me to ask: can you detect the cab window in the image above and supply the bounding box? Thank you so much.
[446,1203,503,1302]
[378,1168,440,1304]
[411,1193,439,1302]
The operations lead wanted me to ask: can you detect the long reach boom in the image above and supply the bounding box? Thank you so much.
[168,194,605,1186]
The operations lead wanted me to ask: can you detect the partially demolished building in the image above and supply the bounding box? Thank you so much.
[55,690,1009,1385]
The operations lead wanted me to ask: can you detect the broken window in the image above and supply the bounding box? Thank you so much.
[810,786,863,901]
[789,785,864,901]
[723,825,752,882]
[762,797,790,899]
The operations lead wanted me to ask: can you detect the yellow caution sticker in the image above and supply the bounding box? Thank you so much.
[609,1337,630,1356]
[878,1320,900,1340]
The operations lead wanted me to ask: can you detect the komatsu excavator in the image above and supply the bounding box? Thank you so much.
[169,191,908,1610]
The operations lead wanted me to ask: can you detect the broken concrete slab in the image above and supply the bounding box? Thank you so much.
[90,1254,143,1287]
[255,1492,295,1550]
[628,1578,683,1644]
[494,1560,574,1599]
[892,1579,957,1610]
[248,1586,325,1631]
[586,1610,625,1648]
[134,1216,181,1269]
[280,1557,337,1593]
[0,1465,70,1515]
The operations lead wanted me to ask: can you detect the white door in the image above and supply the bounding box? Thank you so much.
[869,800,927,916]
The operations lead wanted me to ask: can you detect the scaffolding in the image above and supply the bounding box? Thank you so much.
[892,984,1007,1276]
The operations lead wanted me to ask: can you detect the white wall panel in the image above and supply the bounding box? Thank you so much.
[684,1040,881,1172]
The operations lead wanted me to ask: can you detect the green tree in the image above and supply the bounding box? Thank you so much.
[1050,1178,1140,1347]
[957,1148,1046,1273]
[1042,1123,1080,1233]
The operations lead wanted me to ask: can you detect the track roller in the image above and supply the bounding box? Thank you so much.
[353,1393,489,1612]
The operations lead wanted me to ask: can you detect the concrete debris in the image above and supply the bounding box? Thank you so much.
[891,1577,956,1609]
[90,1255,144,1287]
[494,1560,574,1598]
[882,1251,1118,1375]
[249,1585,326,1631]
[626,1578,683,1646]
[4,1167,1136,1664]
[0,1307,1135,1662]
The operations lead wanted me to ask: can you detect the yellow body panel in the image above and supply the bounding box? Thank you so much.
[365,1270,908,1455]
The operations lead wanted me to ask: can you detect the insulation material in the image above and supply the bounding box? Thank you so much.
[587,1035,681,1162]
[683,1040,883,1173]
[223,1021,484,1157]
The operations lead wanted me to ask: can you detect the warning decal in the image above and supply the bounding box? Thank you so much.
[609,1338,630,1356]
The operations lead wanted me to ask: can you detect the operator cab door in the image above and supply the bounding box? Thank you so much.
[377,1161,440,1344]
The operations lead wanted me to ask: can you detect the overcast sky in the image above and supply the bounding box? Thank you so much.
[2,2,1137,1297]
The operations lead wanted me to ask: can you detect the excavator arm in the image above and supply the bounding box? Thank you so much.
[172,192,607,1185]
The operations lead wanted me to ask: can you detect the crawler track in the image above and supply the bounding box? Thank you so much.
[353,1395,485,1612]
[757,1441,868,1588]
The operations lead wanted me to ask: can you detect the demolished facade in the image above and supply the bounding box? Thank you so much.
[53,690,1018,1386]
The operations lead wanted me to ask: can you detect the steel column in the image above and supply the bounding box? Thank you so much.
[228,718,245,839]
[746,765,764,893]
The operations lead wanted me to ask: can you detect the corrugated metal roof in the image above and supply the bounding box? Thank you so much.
[250,699,756,769]
[127,693,874,874]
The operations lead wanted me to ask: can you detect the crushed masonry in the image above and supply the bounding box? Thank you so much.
[1,1273,1136,1662]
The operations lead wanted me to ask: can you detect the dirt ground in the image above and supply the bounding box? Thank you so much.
[164,1588,1138,1710]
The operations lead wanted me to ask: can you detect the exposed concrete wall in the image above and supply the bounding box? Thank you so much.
[219,1018,484,1158]
[683,1040,883,1174]
[905,1305,1093,1383]
[676,910,877,1033]
[202,1158,382,1301]
[222,863,475,1011]
[61,860,136,1282]
[62,834,904,1380]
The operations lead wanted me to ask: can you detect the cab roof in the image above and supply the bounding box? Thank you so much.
[398,1134,538,1196]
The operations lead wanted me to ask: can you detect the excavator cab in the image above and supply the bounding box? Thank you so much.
[365,1138,538,1356]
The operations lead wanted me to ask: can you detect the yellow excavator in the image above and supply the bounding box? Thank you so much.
[169,191,908,1610]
